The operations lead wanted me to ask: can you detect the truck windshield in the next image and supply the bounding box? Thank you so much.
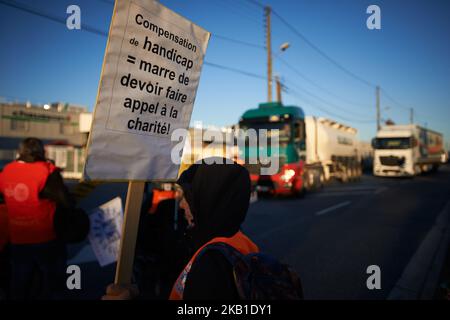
[239,120,291,141]
[373,137,412,149]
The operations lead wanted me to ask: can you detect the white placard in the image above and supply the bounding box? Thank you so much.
[88,197,124,267]
[83,0,210,181]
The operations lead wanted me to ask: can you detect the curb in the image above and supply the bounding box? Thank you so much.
[387,201,450,300]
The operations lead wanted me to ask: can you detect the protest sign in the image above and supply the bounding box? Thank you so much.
[83,0,210,284]
[83,0,209,286]
[83,0,210,181]
[88,197,123,267]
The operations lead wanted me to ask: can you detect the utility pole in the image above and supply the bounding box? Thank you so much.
[275,76,282,104]
[410,108,414,124]
[265,6,272,102]
[376,86,380,131]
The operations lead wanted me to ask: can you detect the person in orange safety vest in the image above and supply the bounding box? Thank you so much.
[0,138,71,299]
[169,157,258,300]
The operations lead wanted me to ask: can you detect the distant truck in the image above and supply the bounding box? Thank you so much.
[305,116,361,183]
[238,102,361,196]
[372,124,444,177]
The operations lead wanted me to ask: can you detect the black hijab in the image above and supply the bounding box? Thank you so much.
[177,157,251,251]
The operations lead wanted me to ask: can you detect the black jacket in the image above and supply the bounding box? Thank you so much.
[177,158,252,300]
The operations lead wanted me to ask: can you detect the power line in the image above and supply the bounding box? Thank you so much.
[99,0,419,124]
[270,8,417,121]
[0,0,371,112]
[283,78,372,118]
[245,0,265,9]
[213,34,264,49]
[204,61,266,80]
[218,0,262,22]
[286,88,376,124]
[1,0,264,50]
[271,9,376,88]
[284,80,376,121]
[0,0,267,82]
[381,89,430,124]
[381,88,410,110]
[2,0,414,124]
[275,54,372,110]
[0,0,108,36]
[204,61,375,123]
[211,0,261,26]
[229,0,264,16]
[250,1,412,124]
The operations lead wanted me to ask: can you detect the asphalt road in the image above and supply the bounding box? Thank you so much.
[65,164,450,299]
[242,164,450,299]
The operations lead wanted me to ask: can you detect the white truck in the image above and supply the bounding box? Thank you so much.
[305,116,361,183]
[372,124,444,177]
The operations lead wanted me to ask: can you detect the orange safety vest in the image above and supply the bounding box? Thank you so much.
[0,160,57,244]
[169,230,259,300]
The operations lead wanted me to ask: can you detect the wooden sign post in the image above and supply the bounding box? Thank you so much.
[114,181,145,285]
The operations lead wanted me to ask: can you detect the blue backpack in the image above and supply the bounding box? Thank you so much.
[198,242,304,300]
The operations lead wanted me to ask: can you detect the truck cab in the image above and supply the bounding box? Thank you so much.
[372,130,417,176]
[372,124,444,177]
[238,102,309,196]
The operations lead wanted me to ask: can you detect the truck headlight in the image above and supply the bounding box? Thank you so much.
[281,169,296,182]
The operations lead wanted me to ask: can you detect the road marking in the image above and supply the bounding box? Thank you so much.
[315,201,351,216]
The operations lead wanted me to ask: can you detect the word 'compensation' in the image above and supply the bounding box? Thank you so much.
[135,14,197,53]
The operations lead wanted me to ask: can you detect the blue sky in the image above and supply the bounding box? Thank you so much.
[1,0,449,145]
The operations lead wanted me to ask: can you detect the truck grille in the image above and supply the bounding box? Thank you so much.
[243,156,286,175]
[379,156,405,166]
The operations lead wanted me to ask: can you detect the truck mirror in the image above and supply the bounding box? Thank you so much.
[300,141,306,150]
[371,138,377,148]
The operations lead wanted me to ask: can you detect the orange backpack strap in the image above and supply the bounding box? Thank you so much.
[169,231,258,300]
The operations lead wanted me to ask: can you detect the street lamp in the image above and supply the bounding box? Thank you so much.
[280,42,290,51]
[273,43,290,104]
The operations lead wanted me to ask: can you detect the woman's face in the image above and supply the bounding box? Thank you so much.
[175,186,194,227]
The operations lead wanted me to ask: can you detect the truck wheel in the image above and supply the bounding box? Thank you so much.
[351,167,359,182]
[319,172,325,188]
[257,191,270,199]
[296,174,309,198]
[294,183,305,198]
[341,167,349,183]
[348,167,355,182]
[304,174,310,191]
[296,187,305,198]
[414,165,421,175]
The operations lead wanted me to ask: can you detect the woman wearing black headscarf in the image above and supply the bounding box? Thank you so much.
[169,158,259,300]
